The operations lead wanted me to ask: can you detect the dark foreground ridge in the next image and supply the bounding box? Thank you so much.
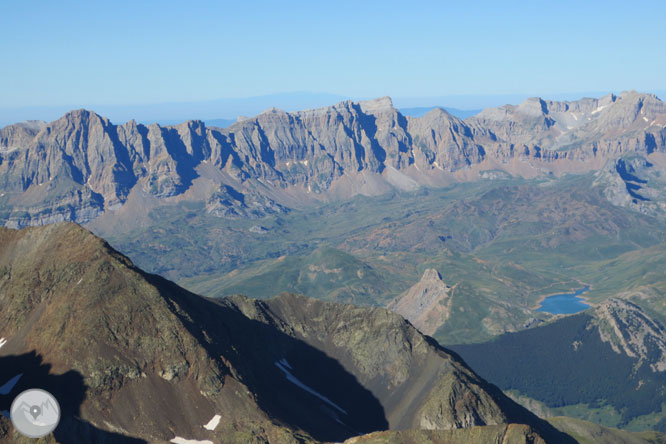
[0,222,574,443]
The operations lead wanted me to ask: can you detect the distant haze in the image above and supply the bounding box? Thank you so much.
[2,90,665,128]
[0,92,349,127]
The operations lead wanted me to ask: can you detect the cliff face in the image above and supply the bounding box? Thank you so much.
[388,269,452,336]
[593,154,666,218]
[1,92,666,227]
[468,92,666,159]
[593,299,666,372]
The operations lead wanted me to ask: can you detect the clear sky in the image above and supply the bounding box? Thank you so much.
[1,0,665,110]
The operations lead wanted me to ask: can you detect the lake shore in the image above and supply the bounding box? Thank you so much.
[532,286,593,314]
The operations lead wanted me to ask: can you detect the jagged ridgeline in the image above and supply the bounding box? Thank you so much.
[0,223,575,443]
[0,92,665,228]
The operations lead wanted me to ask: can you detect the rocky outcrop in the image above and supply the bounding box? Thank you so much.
[389,269,452,336]
[593,154,666,217]
[593,298,666,372]
[206,184,289,219]
[407,108,484,172]
[0,120,45,150]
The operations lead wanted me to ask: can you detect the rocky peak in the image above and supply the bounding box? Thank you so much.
[176,119,206,130]
[593,153,666,217]
[516,97,549,116]
[619,90,650,100]
[422,268,443,281]
[600,92,618,105]
[259,106,288,116]
[389,268,452,335]
[228,292,559,435]
[584,91,666,133]
[16,120,46,130]
[418,106,458,122]
[358,96,395,113]
[0,121,44,150]
[58,108,105,126]
[469,97,556,143]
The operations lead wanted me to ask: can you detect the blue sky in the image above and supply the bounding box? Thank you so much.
[1,0,665,116]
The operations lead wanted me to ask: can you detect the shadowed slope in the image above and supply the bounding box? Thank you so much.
[0,223,572,443]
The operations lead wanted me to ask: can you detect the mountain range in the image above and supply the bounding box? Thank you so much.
[1,91,665,228]
[3,92,666,440]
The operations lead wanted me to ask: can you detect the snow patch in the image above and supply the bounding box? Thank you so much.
[278,358,293,370]
[572,114,578,121]
[591,105,606,115]
[0,373,23,395]
[0,338,6,349]
[170,438,213,444]
[643,117,649,122]
[203,414,221,431]
[275,360,347,415]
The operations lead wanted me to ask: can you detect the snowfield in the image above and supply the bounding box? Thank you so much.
[170,437,213,444]
[203,414,221,431]
[0,373,23,395]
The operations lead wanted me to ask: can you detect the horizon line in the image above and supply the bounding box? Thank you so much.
[1,89,664,128]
